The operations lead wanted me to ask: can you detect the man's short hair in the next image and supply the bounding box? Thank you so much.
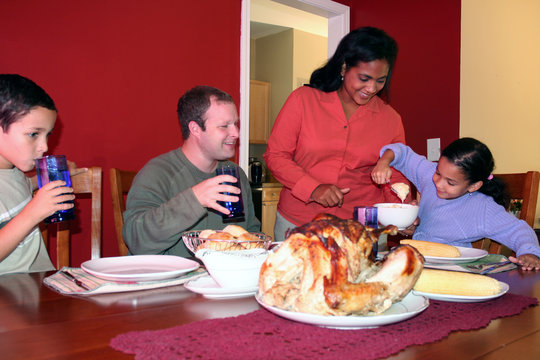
[177,85,234,140]
[0,74,56,132]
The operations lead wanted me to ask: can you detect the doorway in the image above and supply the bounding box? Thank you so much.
[239,0,350,172]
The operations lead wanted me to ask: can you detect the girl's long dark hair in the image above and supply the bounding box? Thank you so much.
[309,27,398,103]
[441,137,509,207]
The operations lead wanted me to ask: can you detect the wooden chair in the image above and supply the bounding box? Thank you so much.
[110,168,137,256]
[41,166,102,269]
[472,171,540,255]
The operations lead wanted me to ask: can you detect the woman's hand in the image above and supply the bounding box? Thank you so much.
[509,254,540,271]
[311,184,350,207]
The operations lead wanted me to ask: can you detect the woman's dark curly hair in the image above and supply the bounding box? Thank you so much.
[309,27,398,103]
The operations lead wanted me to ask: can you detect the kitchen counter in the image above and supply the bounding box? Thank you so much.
[250,182,283,239]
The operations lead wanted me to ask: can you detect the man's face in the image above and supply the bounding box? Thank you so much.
[198,99,239,162]
[0,106,56,171]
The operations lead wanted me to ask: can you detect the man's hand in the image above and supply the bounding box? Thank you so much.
[192,175,241,215]
[310,184,350,207]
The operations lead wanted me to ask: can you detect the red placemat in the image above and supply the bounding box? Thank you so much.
[110,293,537,360]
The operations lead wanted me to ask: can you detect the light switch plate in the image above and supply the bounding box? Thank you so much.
[427,138,440,161]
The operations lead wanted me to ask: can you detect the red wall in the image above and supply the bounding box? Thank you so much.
[0,0,242,265]
[343,0,461,153]
[1,0,460,266]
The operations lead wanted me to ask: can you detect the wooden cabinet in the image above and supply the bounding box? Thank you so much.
[249,80,270,144]
[261,184,282,240]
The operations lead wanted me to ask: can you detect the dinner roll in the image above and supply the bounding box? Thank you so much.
[197,241,244,251]
[223,224,248,237]
[237,232,265,249]
[198,229,216,239]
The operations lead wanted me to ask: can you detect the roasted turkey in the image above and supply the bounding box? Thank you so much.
[258,213,424,315]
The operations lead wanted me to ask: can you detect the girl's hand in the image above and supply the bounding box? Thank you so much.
[509,254,540,271]
[26,181,75,223]
[371,162,393,185]
[372,149,395,184]
[399,200,419,237]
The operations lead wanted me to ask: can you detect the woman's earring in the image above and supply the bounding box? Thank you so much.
[341,75,344,81]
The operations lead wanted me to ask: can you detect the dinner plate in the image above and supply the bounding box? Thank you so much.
[423,246,488,264]
[413,281,509,302]
[184,275,258,299]
[256,292,429,329]
[81,255,199,282]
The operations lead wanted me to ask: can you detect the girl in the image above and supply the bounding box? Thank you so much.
[371,138,540,271]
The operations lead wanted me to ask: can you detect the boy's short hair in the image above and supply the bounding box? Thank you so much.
[0,74,57,132]
[176,85,234,140]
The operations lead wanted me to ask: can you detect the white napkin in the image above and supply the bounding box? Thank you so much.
[43,267,207,296]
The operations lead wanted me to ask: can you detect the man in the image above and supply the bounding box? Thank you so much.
[123,86,260,257]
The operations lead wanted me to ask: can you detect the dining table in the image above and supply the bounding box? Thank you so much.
[0,265,538,359]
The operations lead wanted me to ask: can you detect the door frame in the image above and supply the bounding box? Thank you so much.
[239,0,350,172]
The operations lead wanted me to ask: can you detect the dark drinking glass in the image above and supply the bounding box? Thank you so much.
[216,164,245,222]
[35,155,76,223]
[354,206,378,256]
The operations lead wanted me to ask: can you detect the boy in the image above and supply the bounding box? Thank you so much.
[0,74,75,274]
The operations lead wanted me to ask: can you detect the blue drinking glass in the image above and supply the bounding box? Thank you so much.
[35,155,76,223]
[216,164,245,222]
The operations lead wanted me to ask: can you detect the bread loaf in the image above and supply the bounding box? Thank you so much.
[222,224,248,237]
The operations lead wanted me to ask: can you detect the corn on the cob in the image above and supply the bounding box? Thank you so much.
[401,239,461,258]
[414,269,502,296]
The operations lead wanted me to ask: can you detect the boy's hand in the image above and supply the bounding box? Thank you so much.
[27,181,75,223]
[192,175,241,215]
[509,254,540,271]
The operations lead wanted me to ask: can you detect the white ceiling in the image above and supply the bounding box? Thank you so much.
[250,0,328,39]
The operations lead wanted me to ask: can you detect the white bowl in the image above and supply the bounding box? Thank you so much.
[374,203,419,230]
[195,248,268,288]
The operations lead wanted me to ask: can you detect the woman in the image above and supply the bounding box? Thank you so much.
[264,27,410,241]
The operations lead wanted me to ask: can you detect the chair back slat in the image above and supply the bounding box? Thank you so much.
[41,166,102,269]
[110,168,136,256]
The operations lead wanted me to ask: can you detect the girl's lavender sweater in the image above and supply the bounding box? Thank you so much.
[382,143,540,258]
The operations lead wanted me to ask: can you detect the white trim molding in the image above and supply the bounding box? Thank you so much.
[239,0,350,172]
